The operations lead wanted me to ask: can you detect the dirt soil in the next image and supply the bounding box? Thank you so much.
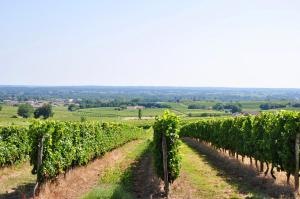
[168,171,198,199]
[132,152,163,199]
[34,140,142,199]
[182,137,295,199]
[0,162,35,199]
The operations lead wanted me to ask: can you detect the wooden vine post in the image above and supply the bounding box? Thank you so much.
[34,136,44,197]
[162,133,169,197]
[295,133,300,193]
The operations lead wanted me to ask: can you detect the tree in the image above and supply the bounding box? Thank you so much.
[214,103,242,113]
[212,103,224,111]
[68,104,79,112]
[17,103,34,118]
[223,104,242,113]
[260,103,286,110]
[0,104,2,111]
[188,104,206,109]
[229,105,242,113]
[138,109,142,120]
[34,104,54,119]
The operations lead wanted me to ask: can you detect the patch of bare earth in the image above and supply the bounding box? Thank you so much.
[34,140,142,199]
[183,137,295,199]
[132,150,197,199]
[122,117,154,121]
[0,162,35,199]
[132,152,163,199]
[168,171,198,199]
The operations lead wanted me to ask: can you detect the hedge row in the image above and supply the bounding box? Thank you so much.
[180,111,300,175]
[153,111,181,183]
[28,120,144,182]
[0,126,30,167]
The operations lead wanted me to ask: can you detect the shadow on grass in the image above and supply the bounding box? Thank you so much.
[131,146,162,199]
[111,141,162,199]
[83,140,162,199]
[0,182,35,199]
[182,137,295,199]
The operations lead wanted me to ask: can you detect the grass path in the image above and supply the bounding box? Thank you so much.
[170,141,243,199]
[33,139,148,199]
[170,140,268,199]
[170,138,294,199]
[81,138,152,199]
[0,162,36,198]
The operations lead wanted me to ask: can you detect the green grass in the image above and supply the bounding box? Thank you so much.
[0,105,29,126]
[0,162,36,196]
[181,100,219,107]
[0,105,162,126]
[2,100,300,126]
[51,106,166,122]
[81,132,152,199]
[178,142,266,199]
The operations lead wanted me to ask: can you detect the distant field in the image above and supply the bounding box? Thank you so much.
[1,100,300,126]
[0,105,28,126]
[0,105,166,126]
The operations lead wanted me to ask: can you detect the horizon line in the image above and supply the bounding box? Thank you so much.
[0,84,300,90]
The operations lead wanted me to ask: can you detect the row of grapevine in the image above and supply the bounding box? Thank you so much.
[0,126,30,166]
[180,111,300,185]
[153,111,181,194]
[29,120,144,182]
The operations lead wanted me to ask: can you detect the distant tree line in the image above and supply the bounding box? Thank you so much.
[68,104,80,111]
[259,103,287,110]
[79,99,129,109]
[4,86,300,103]
[17,103,54,119]
[78,99,170,109]
[212,103,242,113]
[138,102,171,109]
[258,102,300,110]
[187,112,225,117]
[187,104,206,109]
[290,103,300,108]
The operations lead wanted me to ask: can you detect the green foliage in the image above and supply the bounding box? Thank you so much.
[212,103,242,113]
[153,111,181,183]
[212,103,224,111]
[0,104,2,111]
[0,126,30,167]
[188,104,206,109]
[68,104,79,112]
[259,103,286,110]
[80,116,87,122]
[29,120,143,182]
[180,111,300,175]
[34,104,54,119]
[138,109,142,120]
[228,104,242,113]
[17,103,34,118]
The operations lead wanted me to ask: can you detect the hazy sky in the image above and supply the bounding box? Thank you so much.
[1,1,300,88]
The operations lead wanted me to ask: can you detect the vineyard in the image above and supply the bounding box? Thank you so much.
[180,111,300,191]
[29,121,144,182]
[2,0,299,197]
[153,111,181,194]
[1,111,300,198]
[0,126,30,167]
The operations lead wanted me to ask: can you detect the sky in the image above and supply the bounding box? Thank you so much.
[1,0,300,88]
